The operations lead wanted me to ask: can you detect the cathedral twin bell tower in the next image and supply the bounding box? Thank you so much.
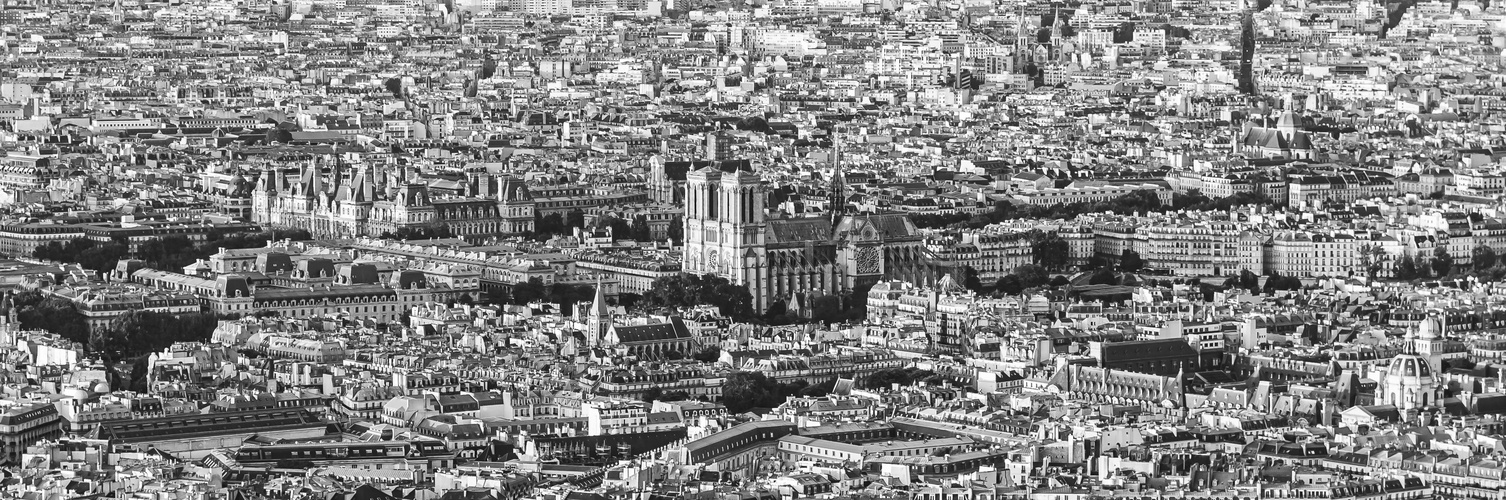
[681,133,924,316]
[683,163,767,311]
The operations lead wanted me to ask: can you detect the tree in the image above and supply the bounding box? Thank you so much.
[643,274,755,321]
[1395,255,1419,281]
[136,235,199,271]
[810,295,843,324]
[1432,246,1454,278]
[861,367,937,389]
[1119,249,1144,273]
[962,266,984,292]
[263,126,294,144]
[995,275,1024,295]
[692,345,722,363]
[1172,189,1213,210]
[1359,244,1389,279]
[483,287,512,306]
[667,215,684,243]
[566,209,586,231]
[95,310,220,363]
[1031,232,1070,271]
[595,216,633,242]
[1261,273,1279,295]
[384,77,403,98]
[641,386,664,403]
[480,56,498,79]
[1263,273,1302,294]
[1084,255,1107,270]
[1015,264,1049,289]
[510,278,548,305]
[76,243,129,274]
[631,215,652,242]
[615,292,642,310]
[1049,275,1070,287]
[535,213,567,237]
[1239,269,1261,294]
[1473,245,1497,273]
[735,115,774,134]
[1112,21,1136,43]
[722,372,778,413]
[1088,268,1119,285]
[12,292,90,345]
[546,282,595,316]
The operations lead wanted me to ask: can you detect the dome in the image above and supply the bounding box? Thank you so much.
[1417,314,1443,340]
[94,382,111,393]
[1387,354,1431,379]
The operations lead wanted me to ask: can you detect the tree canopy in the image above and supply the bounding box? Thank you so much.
[721,371,833,413]
[1473,245,1497,273]
[643,273,755,321]
[1432,246,1454,278]
[93,310,221,363]
[1031,233,1069,271]
[911,190,1275,234]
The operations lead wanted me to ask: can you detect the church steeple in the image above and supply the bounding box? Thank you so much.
[1050,5,1065,63]
[828,133,847,225]
[1013,2,1031,73]
[586,276,611,346]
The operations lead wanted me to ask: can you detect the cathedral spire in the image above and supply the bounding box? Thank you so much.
[829,133,847,225]
[589,275,607,318]
[1050,5,1064,58]
[586,275,610,346]
[1014,2,1030,73]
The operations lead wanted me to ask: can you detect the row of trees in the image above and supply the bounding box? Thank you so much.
[861,367,942,389]
[1365,244,1506,282]
[990,264,1065,295]
[640,273,756,321]
[4,291,221,364]
[379,222,454,240]
[912,189,1273,233]
[531,210,684,243]
[32,229,314,277]
[1085,249,1144,273]
[135,228,313,272]
[533,210,586,239]
[7,291,90,346]
[1220,270,1303,295]
[482,278,600,316]
[765,282,872,326]
[488,274,760,321]
[1393,248,1454,281]
[942,250,1152,299]
[31,238,128,275]
[720,371,837,413]
[93,310,222,363]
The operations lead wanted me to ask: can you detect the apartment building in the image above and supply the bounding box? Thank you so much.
[1141,222,1245,277]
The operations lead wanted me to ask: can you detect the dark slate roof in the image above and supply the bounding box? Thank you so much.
[1476,394,1506,415]
[829,214,920,241]
[665,159,753,178]
[1097,338,1199,364]
[612,317,691,344]
[768,218,833,243]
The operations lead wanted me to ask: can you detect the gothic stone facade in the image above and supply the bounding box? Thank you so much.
[682,165,928,313]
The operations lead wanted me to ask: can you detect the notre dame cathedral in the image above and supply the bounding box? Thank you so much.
[681,162,930,314]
